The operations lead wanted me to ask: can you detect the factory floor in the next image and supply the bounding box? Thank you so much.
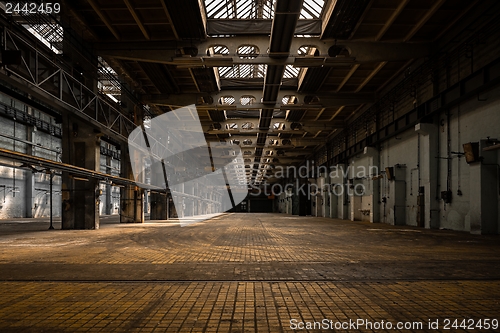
[0,213,499,332]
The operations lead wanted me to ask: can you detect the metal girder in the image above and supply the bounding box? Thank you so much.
[123,0,150,40]
[321,0,371,39]
[208,119,342,130]
[404,0,447,42]
[94,38,432,65]
[206,19,321,35]
[142,91,374,109]
[375,0,410,41]
[355,62,387,93]
[206,127,337,135]
[159,0,179,40]
[0,148,160,190]
[336,64,360,92]
[269,0,304,57]
[86,0,121,40]
[255,0,303,182]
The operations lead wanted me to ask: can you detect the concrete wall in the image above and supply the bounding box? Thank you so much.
[299,85,500,234]
[0,93,63,219]
[98,152,121,216]
[0,90,126,220]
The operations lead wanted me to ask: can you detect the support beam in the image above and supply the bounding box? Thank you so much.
[321,0,372,39]
[348,0,375,39]
[61,116,101,230]
[159,0,179,40]
[86,0,121,40]
[433,0,481,41]
[207,19,321,35]
[355,62,387,93]
[142,91,375,109]
[404,0,446,42]
[375,0,410,41]
[336,64,360,92]
[328,106,345,121]
[94,38,431,65]
[123,0,150,40]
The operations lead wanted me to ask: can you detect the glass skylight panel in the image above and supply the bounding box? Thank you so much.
[283,65,300,79]
[204,0,274,19]
[204,0,323,19]
[24,24,63,54]
[218,64,267,79]
[97,57,121,100]
[300,0,325,19]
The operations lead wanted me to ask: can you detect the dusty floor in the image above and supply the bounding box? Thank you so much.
[0,213,499,332]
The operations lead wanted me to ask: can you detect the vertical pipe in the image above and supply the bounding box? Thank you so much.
[446,108,451,194]
[417,133,421,188]
[13,117,16,197]
[49,171,54,230]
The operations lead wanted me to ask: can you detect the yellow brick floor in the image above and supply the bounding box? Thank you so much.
[0,213,499,332]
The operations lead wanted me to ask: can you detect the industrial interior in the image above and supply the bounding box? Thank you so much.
[0,0,499,332]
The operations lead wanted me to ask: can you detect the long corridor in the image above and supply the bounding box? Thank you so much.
[0,214,499,332]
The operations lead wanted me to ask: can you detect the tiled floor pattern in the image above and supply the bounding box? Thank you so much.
[1,280,499,333]
[0,213,499,332]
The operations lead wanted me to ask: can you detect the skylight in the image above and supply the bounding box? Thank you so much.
[97,57,121,102]
[203,0,325,20]
[205,0,274,19]
[218,64,267,79]
[300,0,324,19]
[24,24,63,54]
[284,65,300,79]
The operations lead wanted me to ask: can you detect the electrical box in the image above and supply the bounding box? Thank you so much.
[463,142,479,164]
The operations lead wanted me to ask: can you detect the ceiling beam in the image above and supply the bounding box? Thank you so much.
[95,39,431,65]
[62,0,100,41]
[336,64,360,92]
[159,0,179,40]
[348,0,375,39]
[328,106,345,121]
[404,0,447,42]
[321,0,371,39]
[375,0,410,41]
[141,91,374,109]
[86,0,121,40]
[207,19,321,35]
[123,0,150,40]
[94,37,431,58]
[355,61,387,93]
[434,0,482,42]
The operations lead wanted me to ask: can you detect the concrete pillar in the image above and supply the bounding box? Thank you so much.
[25,125,35,218]
[150,192,168,220]
[469,140,499,234]
[118,81,145,223]
[364,147,380,222]
[329,188,338,219]
[104,154,112,215]
[298,178,308,216]
[323,178,330,218]
[337,187,348,219]
[335,164,349,220]
[317,176,325,217]
[328,173,338,219]
[61,116,100,229]
[415,123,440,229]
[350,191,362,221]
[390,166,407,226]
[120,147,144,223]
